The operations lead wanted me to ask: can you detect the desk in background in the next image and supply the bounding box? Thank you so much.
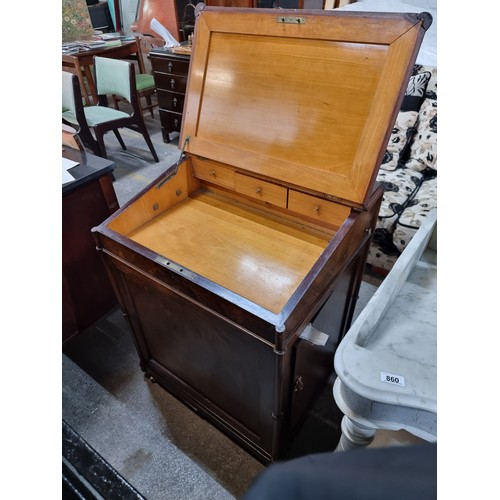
[62,147,119,343]
[62,39,139,106]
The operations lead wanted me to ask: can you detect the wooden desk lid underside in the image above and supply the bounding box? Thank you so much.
[182,8,427,206]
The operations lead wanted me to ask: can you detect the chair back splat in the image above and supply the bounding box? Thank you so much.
[62,56,159,163]
[95,56,133,103]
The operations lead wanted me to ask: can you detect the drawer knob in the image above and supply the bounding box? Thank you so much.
[174,118,179,128]
[168,62,173,72]
[210,169,216,177]
[170,78,176,89]
[313,206,320,214]
[256,187,262,195]
[173,97,178,108]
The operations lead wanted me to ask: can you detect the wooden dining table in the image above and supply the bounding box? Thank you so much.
[62,39,140,106]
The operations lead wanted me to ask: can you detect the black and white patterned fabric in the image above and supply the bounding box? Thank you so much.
[367,65,437,272]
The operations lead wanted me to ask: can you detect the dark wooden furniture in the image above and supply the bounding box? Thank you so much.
[62,147,119,343]
[93,8,430,463]
[150,49,191,143]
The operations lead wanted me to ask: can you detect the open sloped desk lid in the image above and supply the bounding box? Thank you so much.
[181,7,431,207]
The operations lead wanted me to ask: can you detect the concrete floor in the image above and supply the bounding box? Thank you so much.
[62,107,382,499]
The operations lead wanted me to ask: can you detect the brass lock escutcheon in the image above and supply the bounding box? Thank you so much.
[276,16,306,24]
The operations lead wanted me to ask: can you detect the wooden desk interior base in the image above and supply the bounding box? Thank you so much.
[126,191,331,313]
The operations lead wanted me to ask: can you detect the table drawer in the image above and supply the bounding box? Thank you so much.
[154,73,188,93]
[159,109,183,134]
[151,57,190,76]
[192,159,235,189]
[288,190,350,227]
[157,89,185,113]
[235,173,287,208]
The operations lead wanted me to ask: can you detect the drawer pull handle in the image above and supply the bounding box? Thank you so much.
[210,169,216,177]
[256,187,262,195]
[313,206,320,214]
[173,97,178,108]
[174,118,179,128]
[170,78,176,89]
[168,62,173,72]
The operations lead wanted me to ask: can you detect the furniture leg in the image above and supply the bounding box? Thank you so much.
[335,416,376,452]
[113,130,127,150]
[95,132,108,159]
[145,95,154,118]
[136,119,159,162]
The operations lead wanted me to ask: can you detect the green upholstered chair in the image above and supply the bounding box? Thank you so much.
[113,36,163,118]
[62,56,159,162]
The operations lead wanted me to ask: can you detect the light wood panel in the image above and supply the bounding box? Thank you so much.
[127,191,330,313]
[183,9,426,206]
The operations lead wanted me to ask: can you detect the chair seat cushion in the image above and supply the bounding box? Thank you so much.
[136,74,155,92]
[63,106,131,127]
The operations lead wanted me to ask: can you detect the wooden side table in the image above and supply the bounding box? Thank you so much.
[333,210,437,451]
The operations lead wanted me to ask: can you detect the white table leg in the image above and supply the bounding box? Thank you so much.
[335,416,377,452]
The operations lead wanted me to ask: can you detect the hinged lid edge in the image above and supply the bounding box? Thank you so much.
[181,8,429,207]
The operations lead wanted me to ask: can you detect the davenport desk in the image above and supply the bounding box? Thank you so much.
[333,210,437,451]
[62,148,119,343]
[93,8,431,463]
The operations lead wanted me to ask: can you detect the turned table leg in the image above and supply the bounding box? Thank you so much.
[335,416,377,452]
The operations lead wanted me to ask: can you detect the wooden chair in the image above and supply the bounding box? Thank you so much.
[62,54,95,106]
[62,58,159,162]
[113,35,165,118]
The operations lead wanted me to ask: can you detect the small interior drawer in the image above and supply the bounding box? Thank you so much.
[288,190,350,227]
[192,159,235,189]
[235,173,287,208]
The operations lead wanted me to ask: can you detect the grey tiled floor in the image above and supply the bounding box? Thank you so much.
[62,108,380,499]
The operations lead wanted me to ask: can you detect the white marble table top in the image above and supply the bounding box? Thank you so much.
[334,249,436,413]
[333,210,437,442]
